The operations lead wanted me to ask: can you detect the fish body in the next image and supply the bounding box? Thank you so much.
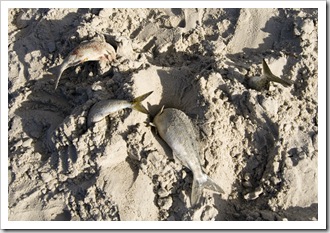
[51,41,116,89]
[87,91,152,127]
[248,59,294,91]
[248,75,269,91]
[153,107,224,207]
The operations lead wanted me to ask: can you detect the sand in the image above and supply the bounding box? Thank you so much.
[7,8,318,222]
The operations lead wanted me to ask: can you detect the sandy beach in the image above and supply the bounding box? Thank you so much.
[7,8,318,222]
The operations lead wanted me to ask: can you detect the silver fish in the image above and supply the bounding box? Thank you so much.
[248,59,294,91]
[153,107,224,207]
[87,91,153,127]
[50,40,116,90]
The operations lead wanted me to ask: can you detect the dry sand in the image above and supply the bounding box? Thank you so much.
[7,8,318,221]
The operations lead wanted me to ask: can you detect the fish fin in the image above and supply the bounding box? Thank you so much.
[145,121,156,127]
[191,175,224,207]
[143,119,156,129]
[262,59,274,78]
[203,175,225,194]
[156,105,165,116]
[131,91,153,114]
[262,59,293,87]
[160,105,165,114]
[191,179,203,207]
[48,65,65,90]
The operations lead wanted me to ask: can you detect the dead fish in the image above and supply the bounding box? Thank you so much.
[50,40,116,90]
[248,59,294,91]
[152,107,224,207]
[87,91,153,127]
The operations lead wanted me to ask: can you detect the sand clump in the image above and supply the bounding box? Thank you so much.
[8,8,318,221]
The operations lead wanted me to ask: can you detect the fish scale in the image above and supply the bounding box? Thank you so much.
[156,109,201,173]
[153,107,224,207]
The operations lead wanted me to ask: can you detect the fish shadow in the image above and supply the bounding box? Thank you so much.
[143,47,218,214]
[146,46,216,119]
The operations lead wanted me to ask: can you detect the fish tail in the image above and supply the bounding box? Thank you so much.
[191,175,224,207]
[131,91,153,114]
[263,59,294,87]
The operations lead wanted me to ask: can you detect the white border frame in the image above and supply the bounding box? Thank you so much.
[1,1,326,230]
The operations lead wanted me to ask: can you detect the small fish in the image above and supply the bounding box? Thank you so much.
[87,91,153,127]
[152,107,224,207]
[50,40,116,90]
[248,59,294,91]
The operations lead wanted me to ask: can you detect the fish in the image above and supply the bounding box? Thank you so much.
[50,40,116,90]
[152,107,224,207]
[248,59,294,91]
[87,91,153,127]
